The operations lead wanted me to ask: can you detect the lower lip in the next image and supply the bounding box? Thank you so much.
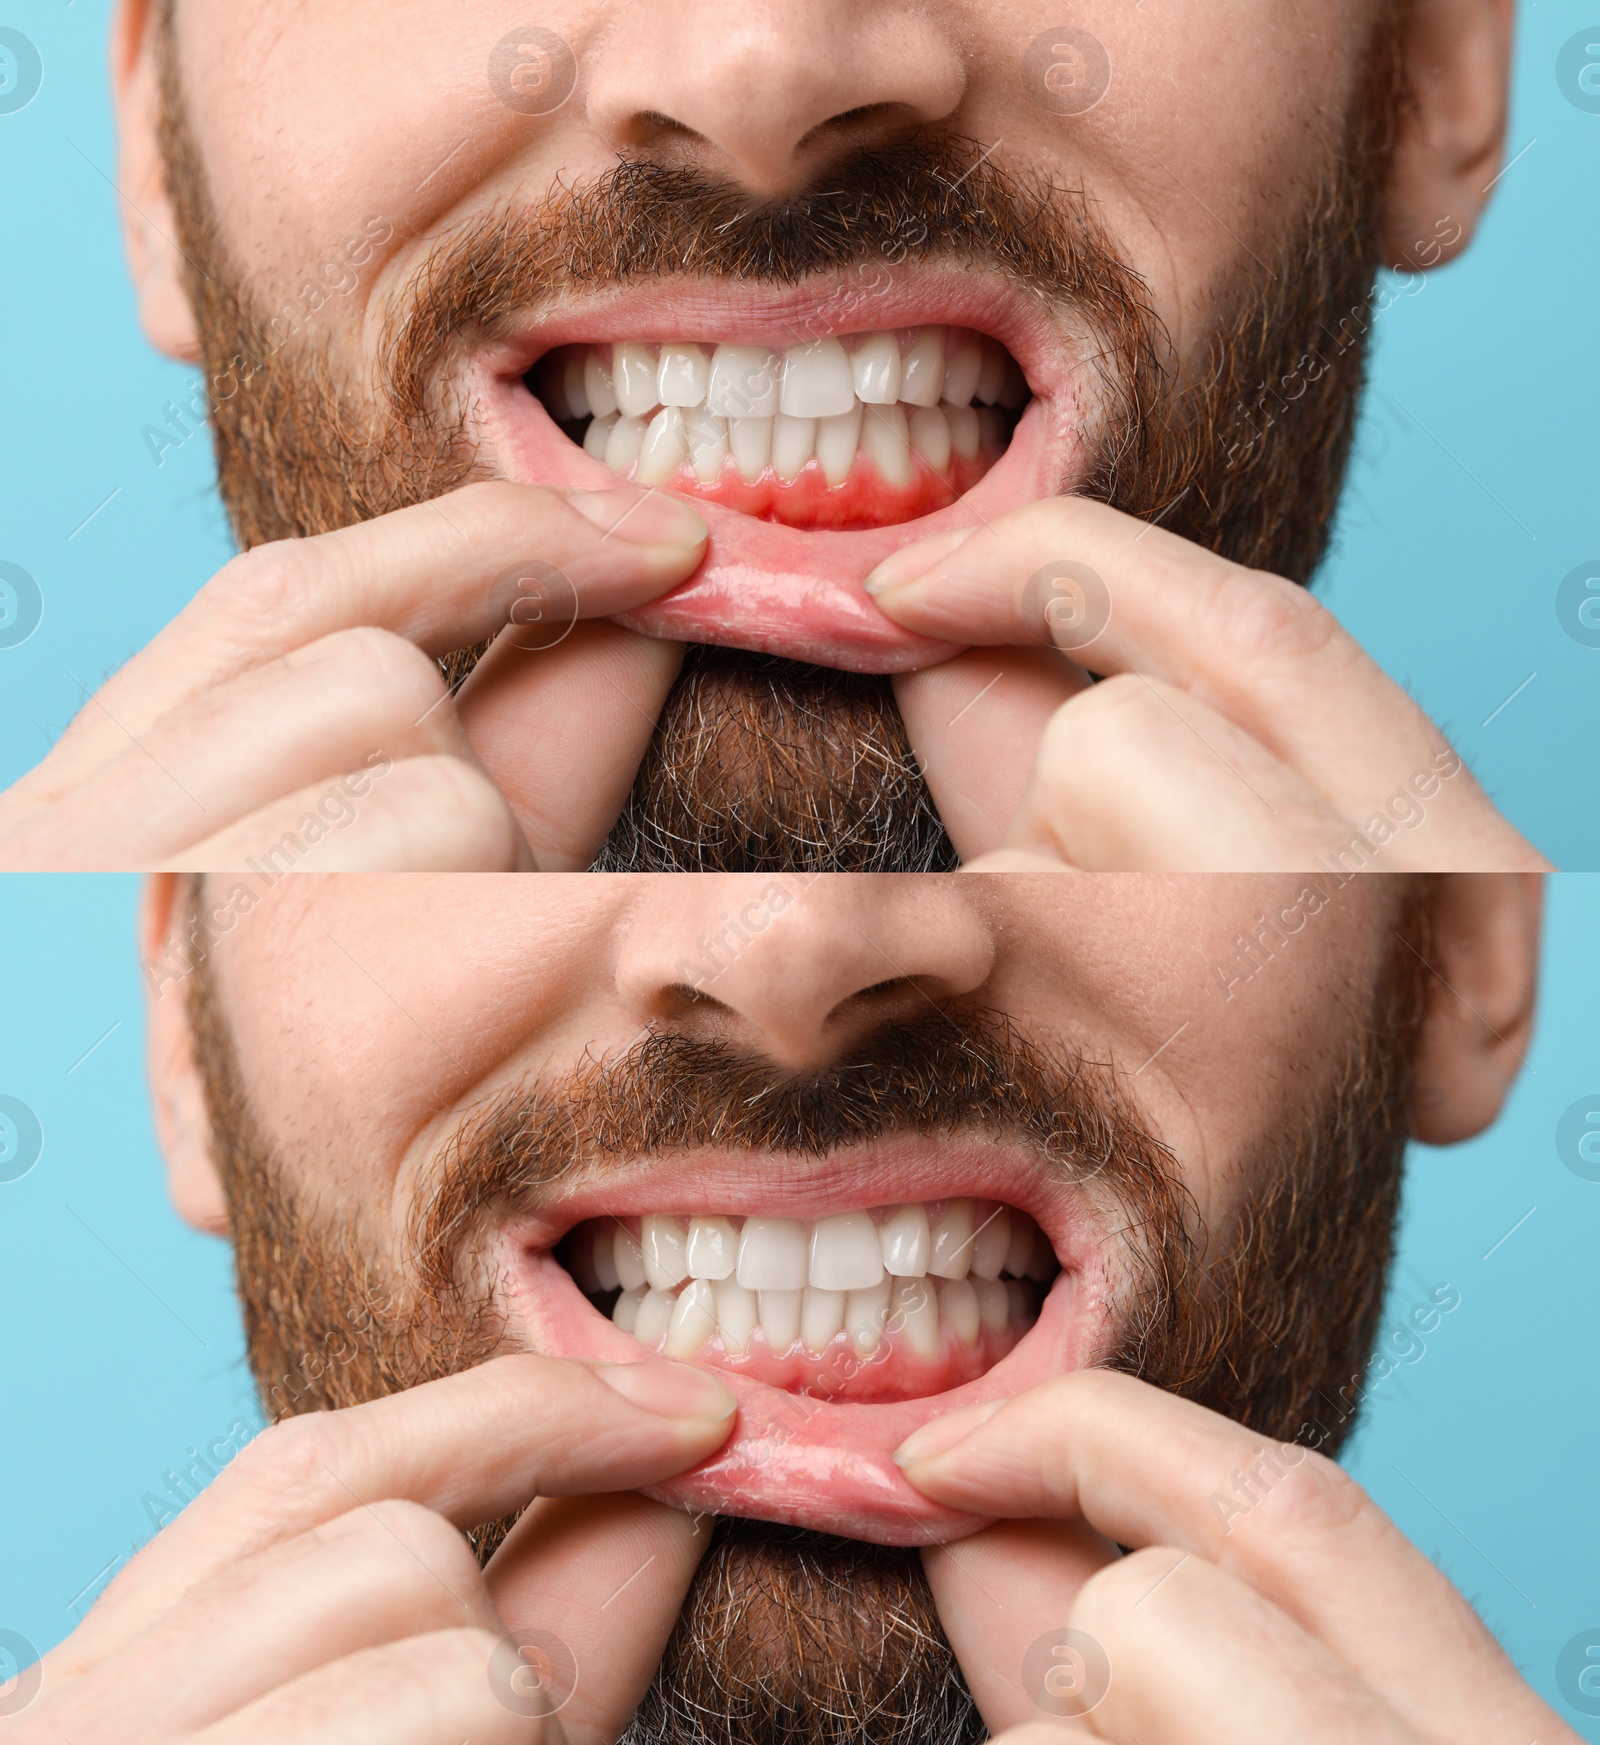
[479,378,1070,674]
[506,1245,1105,1546]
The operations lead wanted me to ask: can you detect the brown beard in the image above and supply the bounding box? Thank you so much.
[183,877,1432,1745]
[154,16,1408,871]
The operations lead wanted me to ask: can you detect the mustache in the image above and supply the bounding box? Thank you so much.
[409,1009,1193,1295]
[383,133,1160,429]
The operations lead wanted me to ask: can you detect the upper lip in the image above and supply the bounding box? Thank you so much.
[469,269,1079,431]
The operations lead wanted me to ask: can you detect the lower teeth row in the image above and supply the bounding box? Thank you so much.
[577,399,1008,488]
[610,1271,1042,1360]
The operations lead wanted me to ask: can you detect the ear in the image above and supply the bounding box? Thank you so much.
[141,875,230,1234]
[112,0,201,361]
[1382,0,1515,270]
[1409,873,1542,1146]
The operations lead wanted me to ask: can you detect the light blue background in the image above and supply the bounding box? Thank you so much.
[0,3,1597,859]
[0,874,1597,1732]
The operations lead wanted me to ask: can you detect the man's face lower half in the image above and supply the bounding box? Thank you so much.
[173,872,1430,1744]
[146,1,1409,869]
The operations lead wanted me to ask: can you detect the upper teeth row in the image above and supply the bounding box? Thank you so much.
[569,1199,1055,1297]
[541,327,1029,426]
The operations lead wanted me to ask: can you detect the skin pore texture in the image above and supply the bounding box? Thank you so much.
[153,872,1445,1745]
[131,0,1418,869]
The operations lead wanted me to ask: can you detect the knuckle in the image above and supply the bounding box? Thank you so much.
[1251,1447,1369,1537]
[1073,1545,1185,1627]
[318,626,448,708]
[1201,564,1338,663]
[226,1411,345,1501]
[201,540,313,629]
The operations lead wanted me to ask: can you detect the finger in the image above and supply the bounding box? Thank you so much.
[22,627,493,863]
[165,755,531,872]
[486,1493,712,1745]
[999,674,1346,870]
[56,1498,501,1734]
[457,620,685,871]
[892,648,1088,861]
[862,500,1490,842]
[920,1518,1118,1736]
[1063,1547,1420,1745]
[76,1357,735,1664]
[188,1628,548,1745]
[57,482,708,762]
[895,1371,1534,1745]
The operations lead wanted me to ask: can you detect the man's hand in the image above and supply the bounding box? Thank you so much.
[0,482,707,871]
[6,1356,735,1745]
[894,1370,1577,1744]
[873,499,1550,871]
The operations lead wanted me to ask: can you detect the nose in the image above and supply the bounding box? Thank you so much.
[614,875,996,1071]
[581,0,967,200]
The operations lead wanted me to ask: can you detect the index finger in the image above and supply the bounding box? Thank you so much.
[895,1369,1526,1745]
[79,1356,734,1663]
[863,499,1460,824]
[98,482,708,739]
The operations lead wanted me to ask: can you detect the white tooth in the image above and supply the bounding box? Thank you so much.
[780,339,856,419]
[998,355,1030,410]
[658,341,711,408]
[737,1217,808,1290]
[809,1211,884,1291]
[636,405,688,486]
[975,336,1009,406]
[850,330,902,405]
[613,342,662,418]
[815,403,864,488]
[771,413,816,483]
[708,345,781,418]
[970,1206,1010,1280]
[592,1225,620,1292]
[713,1277,758,1352]
[1003,1216,1036,1279]
[908,404,951,475]
[604,413,649,476]
[898,326,947,408]
[845,1278,892,1356]
[584,411,619,460]
[561,351,591,420]
[945,404,981,463]
[890,1276,941,1359]
[1025,1229,1057,1282]
[941,329,983,408]
[1006,1279,1032,1323]
[633,1286,677,1349]
[642,1214,690,1289]
[973,1276,1010,1334]
[728,416,773,483]
[929,1199,976,1279]
[687,1215,738,1280]
[879,1204,931,1278]
[584,347,619,418]
[801,1286,846,1354]
[758,1288,802,1351]
[976,407,1006,451]
[861,403,912,489]
[665,1277,718,1357]
[614,1226,647,1291]
[937,1277,981,1347]
[612,1284,646,1333]
[684,408,729,484]
[540,354,572,421]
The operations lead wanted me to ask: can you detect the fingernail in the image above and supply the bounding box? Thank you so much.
[863,526,981,597]
[595,1359,737,1420]
[567,488,708,548]
[893,1399,1004,1469]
